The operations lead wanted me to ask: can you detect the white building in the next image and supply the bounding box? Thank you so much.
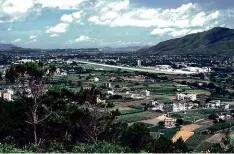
[0,89,13,101]
[209,100,221,107]
[61,72,67,76]
[144,90,150,97]
[137,60,141,67]
[221,103,229,110]
[164,118,176,128]
[131,94,144,99]
[94,77,99,82]
[107,91,114,95]
[177,93,197,101]
[172,103,186,112]
[3,92,12,101]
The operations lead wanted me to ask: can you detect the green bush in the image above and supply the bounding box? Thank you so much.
[0,144,31,153]
[73,142,132,153]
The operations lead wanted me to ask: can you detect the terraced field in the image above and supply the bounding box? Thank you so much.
[172,124,201,142]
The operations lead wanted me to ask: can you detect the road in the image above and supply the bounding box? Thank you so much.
[76,60,200,74]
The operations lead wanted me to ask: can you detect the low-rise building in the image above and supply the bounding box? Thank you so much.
[177,93,197,101]
[164,117,176,128]
[94,77,99,82]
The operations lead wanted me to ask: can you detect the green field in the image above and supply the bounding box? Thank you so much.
[186,133,211,150]
[170,109,219,121]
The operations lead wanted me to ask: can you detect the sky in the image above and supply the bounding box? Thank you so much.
[0,0,234,49]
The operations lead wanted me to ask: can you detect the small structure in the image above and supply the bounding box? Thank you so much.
[96,96,106,104]
[164,117,176,128]
[137,60,141,67]
[221,103,229,110]
[144,90,150,97]
[0,89,13,101]
[107,91,114,95]
[177,93,197,101]
[131,94,144,99]
[94,77,99,82]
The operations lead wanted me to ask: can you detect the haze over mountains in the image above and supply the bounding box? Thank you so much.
[139,27,234,56]
[2,27,234,55]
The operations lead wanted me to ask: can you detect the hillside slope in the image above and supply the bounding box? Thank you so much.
[139,27,234,55]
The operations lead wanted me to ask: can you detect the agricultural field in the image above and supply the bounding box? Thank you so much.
[186,133,211,150]
[117,111,163,123]
[170,109,219,121]
[206,133,226,143]
[172,131,194,142]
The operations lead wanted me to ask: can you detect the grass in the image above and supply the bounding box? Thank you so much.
[170,109,219,121]
[186,133,211,150]
[195,124,212,133]
[194,142,215,152]
[134,122,154,128]
[160,127,178,139]
[149,125,163,132]
[119,109,144,115]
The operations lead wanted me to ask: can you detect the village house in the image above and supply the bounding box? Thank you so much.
[206,100,229,109]
[177,93,197,101]
[164,117,176,128]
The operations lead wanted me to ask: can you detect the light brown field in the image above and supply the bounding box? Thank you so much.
[181,124,201,132]
[139,114,167,125]
[172,131,194,142]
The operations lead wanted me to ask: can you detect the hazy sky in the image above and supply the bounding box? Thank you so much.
[0,0,234,49]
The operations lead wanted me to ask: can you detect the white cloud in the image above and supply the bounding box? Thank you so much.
[60,11,82,23]
[0,0,34,22]
[88,2,221,33]
[106,0,129,11]
[60,14,74,23]
[67,35,95,44]
[45,23,69,33]
[170,29,191,37]
[50,34,59,38]
[0,0,86,22]
[12,38,22,43]
[151,28,174,35]
[75,35,91,42]
[36,0,86,10]
[29,35,37,39]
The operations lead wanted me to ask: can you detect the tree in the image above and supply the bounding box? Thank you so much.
[158,121,165,127]
[101,121,128,144]
[173,137,189,153]
[176,119,184,126]
[153,136,173,153]
[70,106,119,143]
[5,62,56,147]
[121,123,152,152]
[208,113,218,120]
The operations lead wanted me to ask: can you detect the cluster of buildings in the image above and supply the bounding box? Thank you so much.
[144,93,230,113]
[206,100,229,110]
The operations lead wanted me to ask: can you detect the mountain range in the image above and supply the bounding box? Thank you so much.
[139,27,234,56]
[2,27,234,55]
